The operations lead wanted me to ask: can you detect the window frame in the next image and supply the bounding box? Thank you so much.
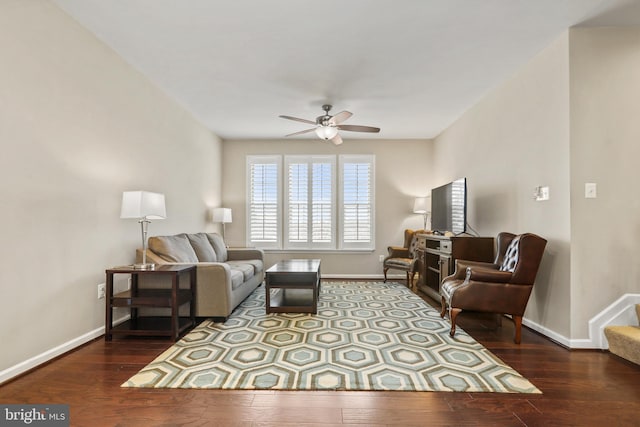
[283,155,337,250]
[246,155,282,250]
[246,154,375,251]
[338,154,376,251]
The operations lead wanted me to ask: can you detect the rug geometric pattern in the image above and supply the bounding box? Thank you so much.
[122,281,540,393]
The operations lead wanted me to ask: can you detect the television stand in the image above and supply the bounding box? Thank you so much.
[415,234,494,300]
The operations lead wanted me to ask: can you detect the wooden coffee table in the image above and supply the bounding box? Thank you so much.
[265,259,321,314]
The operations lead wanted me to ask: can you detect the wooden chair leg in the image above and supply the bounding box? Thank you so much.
[513,315,522,344]
[383,267,388,283]
[440,297,447,318]
[409,272,416,292]
[449,308,462,337]
[406,272,411,288]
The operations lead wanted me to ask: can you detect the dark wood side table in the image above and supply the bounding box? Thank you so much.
[105,264,196,341]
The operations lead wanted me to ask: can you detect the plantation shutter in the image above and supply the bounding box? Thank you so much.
[312,162,333,244]
[247,156,280,248]
[340,155,375,250]
[284,156,335,249]
[287,162,308,243]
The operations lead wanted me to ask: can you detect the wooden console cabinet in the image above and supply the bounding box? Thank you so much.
[416,234,494,300]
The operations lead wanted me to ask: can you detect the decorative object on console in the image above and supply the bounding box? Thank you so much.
[279,104,380,146]
[440,232,547,344]
[212,207,232,246]
[120,191,166,270]
[413,196,430,230]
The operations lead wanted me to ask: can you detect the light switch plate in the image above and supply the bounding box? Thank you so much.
[585,183,597,199]
[534,186,549,201]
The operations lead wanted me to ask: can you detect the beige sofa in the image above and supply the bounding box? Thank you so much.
[137,232,264,320]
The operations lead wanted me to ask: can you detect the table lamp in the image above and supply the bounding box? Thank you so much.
[212,207,232,246]
[121,191,166,270]
[413,196,430,231]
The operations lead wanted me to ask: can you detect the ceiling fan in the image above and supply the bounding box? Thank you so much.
[279,104,380,145]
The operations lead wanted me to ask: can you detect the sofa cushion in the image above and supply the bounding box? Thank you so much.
[148,234,198,263]
[226,261,255,281]
[237,259,264,274]
[206,233,228,262]
[230,269,244,290]
[187,233,217,262]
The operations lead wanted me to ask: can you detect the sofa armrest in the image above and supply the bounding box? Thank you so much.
[227,248,264,261]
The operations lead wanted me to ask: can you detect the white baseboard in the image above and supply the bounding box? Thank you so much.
[322,273,405,280]
[0,327,104,384]
[589,293,640,349]
[521,317,572,348]
[522,294,640,349]
[0,315,129,385]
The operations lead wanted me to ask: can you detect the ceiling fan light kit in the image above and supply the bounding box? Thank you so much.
[279,104,380,146]
[315,125,338,140]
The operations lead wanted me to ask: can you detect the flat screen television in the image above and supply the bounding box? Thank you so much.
[430,178,467,235]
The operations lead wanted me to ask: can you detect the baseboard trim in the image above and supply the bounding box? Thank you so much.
[589,293,640,349]
[0,328,103,385]
[521,317,572,348]
[322,274,404,280]
[0,315,128,385]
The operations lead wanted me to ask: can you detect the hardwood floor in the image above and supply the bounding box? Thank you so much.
[1,284,639,426]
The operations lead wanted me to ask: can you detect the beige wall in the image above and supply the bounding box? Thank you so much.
[569,28,640,338]
[0,1,221,375]
[432,34,572,337]
[221,139,433,276]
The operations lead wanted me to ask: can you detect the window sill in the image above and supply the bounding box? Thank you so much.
[262,249,375,254]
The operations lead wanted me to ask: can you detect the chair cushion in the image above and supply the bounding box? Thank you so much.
[187,233,217,262]
[148,234,198,263]
[385,257,413,269]
[499,236,521,272]
[206,233,228,262]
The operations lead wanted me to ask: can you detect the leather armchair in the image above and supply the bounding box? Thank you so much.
[439,232,547,344]
[383,229,425,291]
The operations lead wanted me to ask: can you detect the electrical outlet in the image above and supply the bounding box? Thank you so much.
[97,283,106,299]
[379,255,384,262]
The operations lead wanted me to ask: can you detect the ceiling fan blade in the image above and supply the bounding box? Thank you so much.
[337,124,380,133]
[331,134,343,145]
[329,111,353,125]
[279,115,316,125]
[285,128,316,137]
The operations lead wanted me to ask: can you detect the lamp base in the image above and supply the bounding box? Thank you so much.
[131,263,156,270]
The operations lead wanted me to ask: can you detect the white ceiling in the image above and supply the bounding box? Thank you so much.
[52,0,640,140]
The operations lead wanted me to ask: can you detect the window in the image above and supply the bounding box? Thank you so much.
[246,156,281,249]
[284,156,336,249]
[247,154,374,251]
[340,155,375,250]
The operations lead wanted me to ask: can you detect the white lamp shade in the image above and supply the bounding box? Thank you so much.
[120,191,166,219]
[212,207,232,223]
[413,196,430,214]
[315,125,339,140]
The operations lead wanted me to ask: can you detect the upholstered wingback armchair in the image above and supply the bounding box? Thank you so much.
[439,232,547,344]
[383,229,425,290]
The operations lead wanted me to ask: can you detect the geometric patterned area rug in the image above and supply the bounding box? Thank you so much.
[122,281,540,393]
